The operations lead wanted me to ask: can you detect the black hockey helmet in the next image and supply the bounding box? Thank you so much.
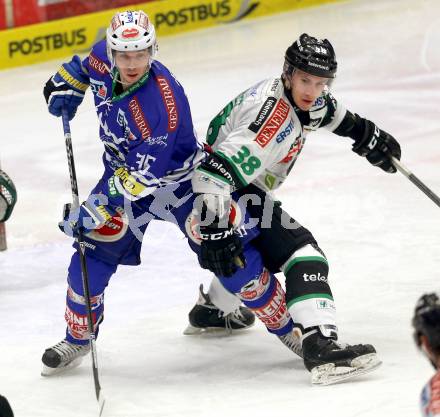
[412,293,440,351]
[284,33,337,79]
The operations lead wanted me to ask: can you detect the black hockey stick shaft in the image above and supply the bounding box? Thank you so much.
[392,157,440,208]
[62,109,105,415]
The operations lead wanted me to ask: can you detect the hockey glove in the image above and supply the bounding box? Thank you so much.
[59,198,115,238]
[199,224,246,278]
[0,169,17,222]
[43,55,89,121]
[352,120,401,173]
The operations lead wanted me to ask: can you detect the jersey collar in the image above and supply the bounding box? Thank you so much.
[111,69,150,102]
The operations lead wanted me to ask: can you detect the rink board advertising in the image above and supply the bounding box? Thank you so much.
[0,0,342,70]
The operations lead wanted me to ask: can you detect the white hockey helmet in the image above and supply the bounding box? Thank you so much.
[106,10,158,69]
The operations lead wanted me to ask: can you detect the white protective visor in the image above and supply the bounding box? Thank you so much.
[113,48,153,70]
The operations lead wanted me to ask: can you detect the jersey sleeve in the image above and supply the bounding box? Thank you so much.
[319,91,348,132]
[211,96,294,188]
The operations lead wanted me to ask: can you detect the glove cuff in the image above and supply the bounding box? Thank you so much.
[57,65,89,93]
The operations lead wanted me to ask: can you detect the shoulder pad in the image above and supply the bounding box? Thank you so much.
[264,78,284,98]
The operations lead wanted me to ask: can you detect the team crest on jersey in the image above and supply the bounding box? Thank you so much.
[185,201,244,245]
[90,79,108,100]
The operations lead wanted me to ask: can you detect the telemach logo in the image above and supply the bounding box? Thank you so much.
[154,1,231,28]
[8,29,87,57]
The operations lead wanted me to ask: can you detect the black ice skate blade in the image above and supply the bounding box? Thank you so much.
[310,353,382,386]
[183,323,254,336]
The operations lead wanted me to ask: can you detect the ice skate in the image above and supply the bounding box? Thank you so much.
[184,284,255,335]
[41,339,90,376]
[277,327,303,358]
[302,327,382,385]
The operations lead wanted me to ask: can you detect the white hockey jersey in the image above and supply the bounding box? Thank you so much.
[421,371,440,417]
[206,77,347,192]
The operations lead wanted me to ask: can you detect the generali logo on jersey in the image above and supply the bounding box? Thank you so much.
[129,96,152,140]
[156,76,178,132]
[255,99,290,148]
[89,52,108,75]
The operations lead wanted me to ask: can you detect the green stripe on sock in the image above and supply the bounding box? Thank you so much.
[287,293,334,309]
[284,256,328,275]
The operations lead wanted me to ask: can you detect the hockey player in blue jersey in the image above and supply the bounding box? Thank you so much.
[40,9,291,376]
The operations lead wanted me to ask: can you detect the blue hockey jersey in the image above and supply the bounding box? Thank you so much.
[80,40,204,204]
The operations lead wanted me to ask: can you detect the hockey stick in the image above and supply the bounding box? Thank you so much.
[61,109,105,416]
[392,156,440,208]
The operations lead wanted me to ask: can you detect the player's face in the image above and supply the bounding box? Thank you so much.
[114,50,151,87]
[290,69,330,111]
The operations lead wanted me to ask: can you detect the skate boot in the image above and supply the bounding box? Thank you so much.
[41,339,90,376]
[302,326,382,385]
[277,327,303,358]
[184,284,255,335]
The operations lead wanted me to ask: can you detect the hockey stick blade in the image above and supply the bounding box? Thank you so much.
[392,157,440,208]
[98,390,105,417]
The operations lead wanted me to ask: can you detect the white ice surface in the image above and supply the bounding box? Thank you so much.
[1,0,440,416]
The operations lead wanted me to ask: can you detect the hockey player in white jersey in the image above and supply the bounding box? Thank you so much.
[413,293,440,416]
[186,33,402,384]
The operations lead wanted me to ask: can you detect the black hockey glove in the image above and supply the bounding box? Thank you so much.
[199,225,246,278]
[352,120,401,173]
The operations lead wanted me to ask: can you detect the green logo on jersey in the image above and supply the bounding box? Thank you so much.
[264,174,276,189]
[206,92,245,146]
